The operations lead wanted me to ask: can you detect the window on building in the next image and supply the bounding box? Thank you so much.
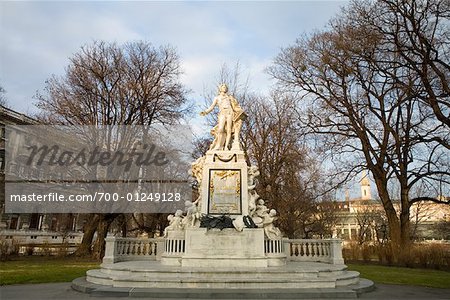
[9,215,19,230]
[342,229,350,240]
[50,217,58,231]
[29,214,40,230]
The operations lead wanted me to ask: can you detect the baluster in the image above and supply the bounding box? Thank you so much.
[136,241,140,255]
[116,241,122,255]
[152,242,156,256]
[143,241,148,256]
[122,241,126,255]
[132,241,136,255]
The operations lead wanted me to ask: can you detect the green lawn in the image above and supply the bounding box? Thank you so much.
[347,263,450,289]
[1,257,449,288]
[0,256,100,285]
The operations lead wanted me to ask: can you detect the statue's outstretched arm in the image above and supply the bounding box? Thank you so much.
[200,97,217,116]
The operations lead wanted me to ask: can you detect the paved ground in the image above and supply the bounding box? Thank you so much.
[0,282,449,300]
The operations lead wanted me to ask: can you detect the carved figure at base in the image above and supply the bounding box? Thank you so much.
[253,199,269,228]
[247,166,260,190]
[163,214,174,237]
[191,156,205,210]
[163,209,184,237]
[263,209,283,240]
[191,157,205,184]
[248,190,259,217]
[183,200,201,228]
[247,165,260,217]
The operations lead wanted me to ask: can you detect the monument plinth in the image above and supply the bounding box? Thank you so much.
[201,150,248,216]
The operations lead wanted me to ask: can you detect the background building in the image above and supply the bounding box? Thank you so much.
[0,105,86,254]
[333,173,450,243]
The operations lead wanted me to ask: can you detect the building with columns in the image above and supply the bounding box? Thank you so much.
[333,172,450,243]
[0,105,87,253]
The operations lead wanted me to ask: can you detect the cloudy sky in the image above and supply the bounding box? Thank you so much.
[1,1,346,116]
[1,1,372,199]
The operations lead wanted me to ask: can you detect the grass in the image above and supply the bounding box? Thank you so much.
[1,257,449,288]
[0,256,100,285]
[347,263,450,289]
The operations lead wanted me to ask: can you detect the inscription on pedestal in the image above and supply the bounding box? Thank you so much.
[208,169,242,215]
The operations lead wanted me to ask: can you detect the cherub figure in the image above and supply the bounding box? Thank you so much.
[183,200,201,228]
[163,209,184,236]
[263,209,283,240]
[247,166,260,191]
[252,199,269,228]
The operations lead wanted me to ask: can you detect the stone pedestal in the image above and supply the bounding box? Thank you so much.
[200,150,248,217]
[160,230,185,266]
[182,228,267,267]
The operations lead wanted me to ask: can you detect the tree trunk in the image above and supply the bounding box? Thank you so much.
[74,214,100,257]
[92,214,117,260]
[372,175,403,262]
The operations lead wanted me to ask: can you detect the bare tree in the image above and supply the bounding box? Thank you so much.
[269,0,449,254]
[243,93,332,238]
[373,0,450,131]
[35,40,191,258]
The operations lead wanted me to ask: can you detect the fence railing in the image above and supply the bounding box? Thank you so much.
[264,239,284,256]
[164,238,185,256]
[103,236,344,265]
[103,237,163,263]
[285,239,344,264]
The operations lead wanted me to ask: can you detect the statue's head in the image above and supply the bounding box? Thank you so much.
[269,209,277,217]
[218,83,228,93]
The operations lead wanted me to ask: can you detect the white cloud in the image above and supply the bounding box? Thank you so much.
[0,1,346,114]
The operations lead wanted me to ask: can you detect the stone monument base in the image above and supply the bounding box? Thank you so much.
[161,228,286,268]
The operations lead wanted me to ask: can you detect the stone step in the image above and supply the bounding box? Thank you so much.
[87,269,358,289]
[89,270,335,284]
[335,271,361,286]
[73,277,361,299]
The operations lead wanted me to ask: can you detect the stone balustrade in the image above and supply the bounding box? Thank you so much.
[264,239,284,256]
[285,239,344,264]
[103,236,344,265]
[103,237,164,263]
[164,238,185,256]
